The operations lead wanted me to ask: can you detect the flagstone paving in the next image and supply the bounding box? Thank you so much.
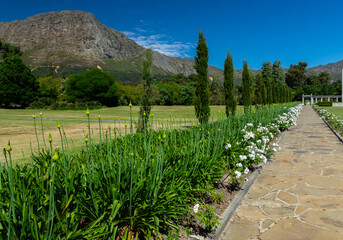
[219,105,343,240]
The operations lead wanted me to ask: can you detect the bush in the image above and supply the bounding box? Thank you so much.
[318,101,332,106]
[65,69,119,107]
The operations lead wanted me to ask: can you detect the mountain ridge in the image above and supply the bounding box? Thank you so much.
[0,10,342,83]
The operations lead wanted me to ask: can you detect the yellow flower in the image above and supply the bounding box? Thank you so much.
[57,121,61,129]
[40,112,42,116]
[49,133,52,143]
[85,134,89,143]
[32,114,36,119]
[86,109,90,116]
[52,151,59,161]
[6,141,12,152]
[129,101,132,108]
[98,114,101,119]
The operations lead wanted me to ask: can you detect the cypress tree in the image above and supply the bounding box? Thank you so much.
[255,72,264,106]
[224,50,237,116]
[261,62,273,104]
[272,60,285,103]
[194,31,210,124]
[138,48,153,131]
[262,81,267,105]
[242,60,251,113]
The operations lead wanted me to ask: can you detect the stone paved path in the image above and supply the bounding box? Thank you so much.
[219,105,343,240]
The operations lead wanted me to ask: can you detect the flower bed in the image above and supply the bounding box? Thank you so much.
[0,104,302,239]
[313,106,343,136]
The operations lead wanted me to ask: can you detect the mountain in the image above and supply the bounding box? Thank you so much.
[0,10,223,83]
[306,61,343,81]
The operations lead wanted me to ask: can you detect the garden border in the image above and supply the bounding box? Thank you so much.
[190,131,287,240]
[312,106,343,143]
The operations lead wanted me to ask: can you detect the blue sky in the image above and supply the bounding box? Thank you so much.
[1,0,343,70]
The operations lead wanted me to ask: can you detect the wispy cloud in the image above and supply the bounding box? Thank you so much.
[122,31,194,58]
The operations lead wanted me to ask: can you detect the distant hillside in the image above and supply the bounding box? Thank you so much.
[306,61,343,81]
[0,10,223,84]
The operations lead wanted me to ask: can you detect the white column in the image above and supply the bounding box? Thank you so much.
[302,94,304,105]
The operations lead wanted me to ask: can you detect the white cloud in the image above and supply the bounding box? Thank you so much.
[123,31,194,58]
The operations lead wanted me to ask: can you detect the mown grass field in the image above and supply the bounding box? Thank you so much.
[0,105,242,163]
[320,106,343,120]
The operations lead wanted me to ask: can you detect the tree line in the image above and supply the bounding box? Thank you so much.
[1,37,338,112]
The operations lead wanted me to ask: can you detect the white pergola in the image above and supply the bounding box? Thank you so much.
[302,69,343,107]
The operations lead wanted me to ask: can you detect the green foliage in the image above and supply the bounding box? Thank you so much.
[224,51,237,116]
[254,72,265,106]
[261,61,273,105]
[194,31,210,123]
[138,49,153,130]
[272,60,285,103]
[242,61,251,113]
[0,55,38,108]
[0,39,22,60]
[318,101,333,106]
[179,83,194,105]
[285,62,307,89]
[318,71,332,84]
[64,68,119,106]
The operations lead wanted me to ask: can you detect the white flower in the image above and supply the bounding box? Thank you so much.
[225,143,231,149]
[193,204,200,213]
[239,155,247,161]
[236,162,243,168]
[244,167,249,174]
[234,170,241,179]
[245,178,249,182]
[247,123,253,127]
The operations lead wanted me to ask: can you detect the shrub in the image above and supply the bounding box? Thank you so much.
[318,101,332,106]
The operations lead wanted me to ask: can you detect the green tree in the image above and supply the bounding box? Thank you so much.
[224,51,237,116]
[0,39,22,60]
[180,83,194,105]
[0,55,38,108]
[272,60,285,103]
[194,31,210,123]
[254,72,265,106]
[242,61,251,113]
[64,68,119,106]
[285,62,307,89]
[138,48,153,130]
[261,61,273,104]
[318,71,332,84]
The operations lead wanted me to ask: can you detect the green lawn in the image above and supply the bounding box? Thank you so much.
[320,106,343,120]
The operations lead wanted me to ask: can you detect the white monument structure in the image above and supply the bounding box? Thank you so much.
[302,69,343,106]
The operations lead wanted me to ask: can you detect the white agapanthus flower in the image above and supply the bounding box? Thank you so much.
[247,123,253,127]
[239,155,247,161]
[244,167,249,174]
[225,143,231,149]
[193,203,200,213]
[236,162,243,168]
[234,170,241,179]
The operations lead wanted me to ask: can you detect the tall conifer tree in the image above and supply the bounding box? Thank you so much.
[224,50,236,116]
[255,72,265,106]
[194,31,210,123]
[242,61,251,113]
[138,48,153,131]
[261,61,273,104]
[272,60,285,103]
